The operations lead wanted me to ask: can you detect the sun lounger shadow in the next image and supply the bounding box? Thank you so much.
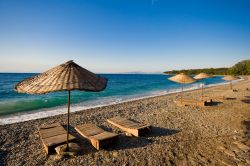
[106,127,180,151]
[209,101,223,106]
[146,127,180,137]
[106,135,151,151]
[242,120,250,138]
[226,97,237,100]
[241,99,250,104]
[175,98,213,107]
[176,98,223,106]
[0,149,7,165]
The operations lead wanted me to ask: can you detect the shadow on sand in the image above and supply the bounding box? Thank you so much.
[106,127,180,151]
[225,97,237,100]
[147,126,180,137]
[241,99,250,104]
[210,101,223,106]
[63,125,180,154]
[242,119,250,139]
[0,150,7,165]
[0,138,7,165]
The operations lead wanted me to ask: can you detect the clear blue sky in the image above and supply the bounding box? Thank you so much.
[0,0,249,73]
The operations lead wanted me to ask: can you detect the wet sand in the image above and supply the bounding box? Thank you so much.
[0,76,250,166]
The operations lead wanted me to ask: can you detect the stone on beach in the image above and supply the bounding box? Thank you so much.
[55,143,81,156]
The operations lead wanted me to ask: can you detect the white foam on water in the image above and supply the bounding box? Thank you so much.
[0,78,244,125]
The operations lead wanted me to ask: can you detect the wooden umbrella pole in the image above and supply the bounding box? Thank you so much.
[66,90,70,151]
[201,79,204,101]
[230,80,232,90]
[181,84,183,104]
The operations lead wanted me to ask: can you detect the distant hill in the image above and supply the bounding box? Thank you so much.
[164,59,250,75]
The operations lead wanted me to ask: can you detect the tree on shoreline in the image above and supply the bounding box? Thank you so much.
[164,59,250,75]
[228,60,250,75]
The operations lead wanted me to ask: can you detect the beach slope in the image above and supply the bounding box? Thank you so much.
[0,77,250,165]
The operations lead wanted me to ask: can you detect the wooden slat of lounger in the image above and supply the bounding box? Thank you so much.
[75,124,119,150]
[80,129,104,138]
[90,132,118,141]
[76,125,104,133]
[43,133,75,147]
[75,124,104,137]
[125,123,147,129]
[107,117,151,137]
[116,120,141,128]
[117,120,137,126]
[107,119,138,129]
[77,124,103,131]
[108,118,143,128]
[40,128,66,139]
[39,124,77,154]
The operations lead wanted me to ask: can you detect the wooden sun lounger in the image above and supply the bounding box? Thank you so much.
[107,117,151,137]
[204,95,236,101]
[175,98,213,106]
[75,124,119,150]
[204,95,225,101]
[39,123,76,155]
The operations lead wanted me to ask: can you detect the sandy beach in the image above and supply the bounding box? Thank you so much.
[0,76,249,166]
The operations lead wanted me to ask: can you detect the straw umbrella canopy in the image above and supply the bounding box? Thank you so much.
[15,60,107,150]
[168,73,196,103]
[222,75,239,90]
[194,73,212,100]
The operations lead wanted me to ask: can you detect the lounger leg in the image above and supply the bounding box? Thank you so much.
[91,140,100,150]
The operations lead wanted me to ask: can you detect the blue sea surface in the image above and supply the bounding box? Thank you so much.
[0,73,227,117]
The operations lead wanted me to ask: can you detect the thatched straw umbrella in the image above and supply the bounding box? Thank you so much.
[222,75,239,90]
[168,73,196,103]
[194,73,212,100]
[15,60,107,151]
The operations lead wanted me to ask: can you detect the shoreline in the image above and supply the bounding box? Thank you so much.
[0,78,242,125]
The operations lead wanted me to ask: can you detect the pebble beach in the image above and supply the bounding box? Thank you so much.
[0,76,249,166]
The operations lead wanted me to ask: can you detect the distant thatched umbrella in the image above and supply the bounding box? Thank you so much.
[222,75,240,90]
[15,60,107,150]
[168,73,196,103]
[194,73,212,100]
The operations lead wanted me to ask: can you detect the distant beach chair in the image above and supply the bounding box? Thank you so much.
[174,98,213,106]
[213,89,238,92]
[204,95,225,101]
[107,117,152,137]
[38,123,76,155]
[75,124,119,150]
